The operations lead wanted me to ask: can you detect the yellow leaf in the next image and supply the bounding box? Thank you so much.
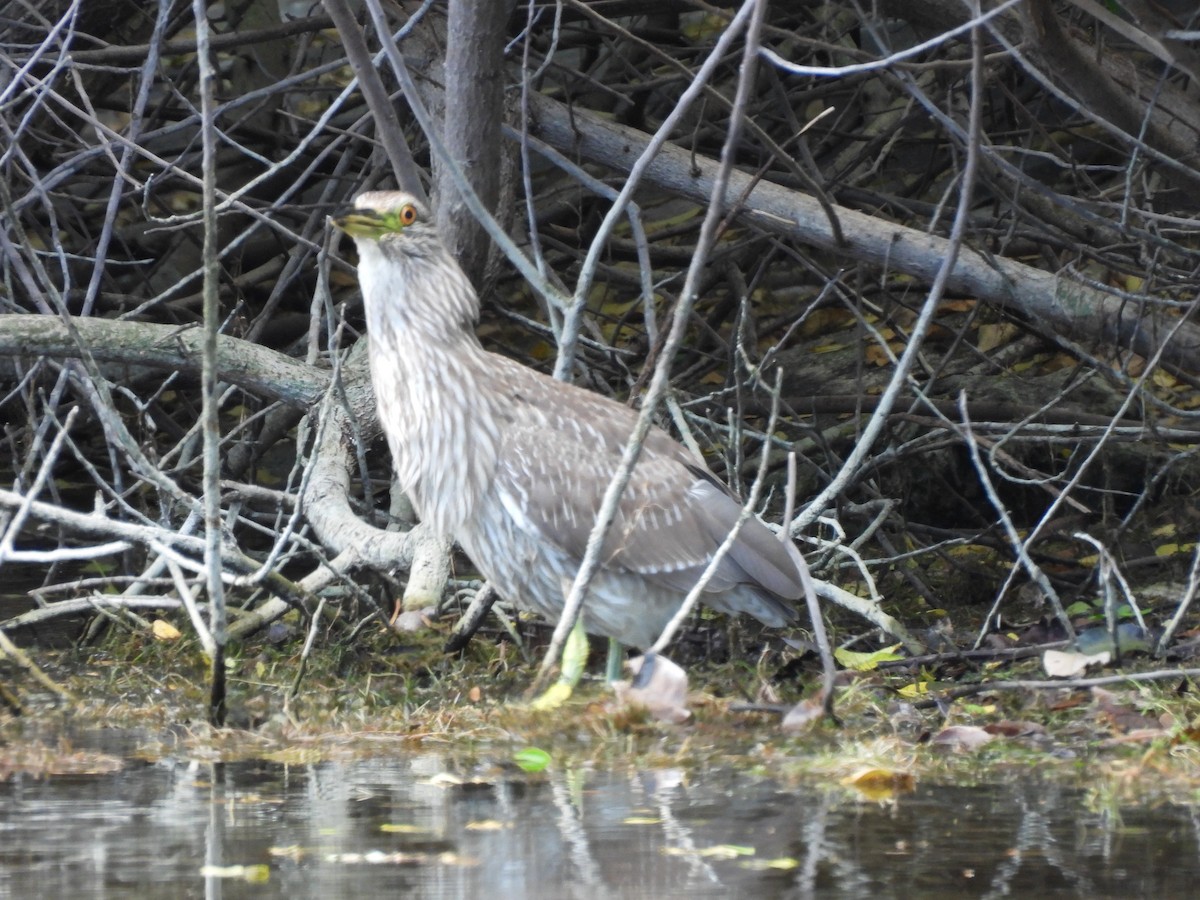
[152,619,181,641]
[199,865,269,882]
[840,767,916,801]
[682,12,729,41]
[1152,369,1179,390]
[646,207,701,234]
[797,307,854,337]
[527,339,555,361]
[702,844,755,858]
[976,322,1020,353]
[938,299,976,313]
[864,343,893,367]
[764,857,800,870]
[1041,353,1076,373]
[255,466,283,487]
[294,98,328,119]
[465,820,510,831]
[834,643,904,671]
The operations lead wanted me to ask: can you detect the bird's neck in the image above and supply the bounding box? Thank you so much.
[360,246,499,535]
[359,241,482,346]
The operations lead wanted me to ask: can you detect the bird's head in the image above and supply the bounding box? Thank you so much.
[333,189,480,338]
[332,191,436,250]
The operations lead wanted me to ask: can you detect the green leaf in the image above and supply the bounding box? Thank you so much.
[513,747,551,773]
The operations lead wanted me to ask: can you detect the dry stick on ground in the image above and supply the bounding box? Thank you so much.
[511,81,1200,374]
[0,627,76,705]
[912,668,1200,710]
[957,393,1072,637]
[0,488,318,611]
[3,597,188,631]
[23,14,339,67]
[0,317,328,406]
[232,346,435,641]
[1157,542,1200,656]
[0,314,468,638]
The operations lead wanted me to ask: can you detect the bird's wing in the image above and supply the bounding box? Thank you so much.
[489,362,802,601]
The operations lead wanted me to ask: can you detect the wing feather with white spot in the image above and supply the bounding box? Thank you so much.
[487,358,802,603]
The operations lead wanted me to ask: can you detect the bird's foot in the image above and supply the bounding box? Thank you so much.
[604,638,625,683]
[529,618,590,711]
[529,680,574,711]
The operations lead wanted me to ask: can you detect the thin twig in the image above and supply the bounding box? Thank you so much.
[193,0,228,726]
[531,0,761,692]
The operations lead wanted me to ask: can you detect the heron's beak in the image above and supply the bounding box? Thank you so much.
[331,208,406,239]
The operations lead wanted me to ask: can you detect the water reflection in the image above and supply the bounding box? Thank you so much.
[0,734,1196,899]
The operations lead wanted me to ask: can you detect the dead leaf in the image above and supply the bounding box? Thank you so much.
[938,299,976,313]
[1100,728,1170,746]
[780,697,825,733]
[1043,648,1109,678]
[797,307,855,337]
[1048,692,1088,711]
[1093,687,1164,733]
[864,343,896,367]
[613,653,691,723]
[930,725,994,751]
[983,720,1047,738]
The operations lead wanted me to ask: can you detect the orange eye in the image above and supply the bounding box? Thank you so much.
[399,204,418,226]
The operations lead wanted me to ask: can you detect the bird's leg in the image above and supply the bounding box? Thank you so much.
[605,638,624,683]
[529,617,590,710]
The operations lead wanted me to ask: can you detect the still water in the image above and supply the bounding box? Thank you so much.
[0,731,1195,899]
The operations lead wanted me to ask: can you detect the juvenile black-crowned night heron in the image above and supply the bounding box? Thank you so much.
[334,191,805,683]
